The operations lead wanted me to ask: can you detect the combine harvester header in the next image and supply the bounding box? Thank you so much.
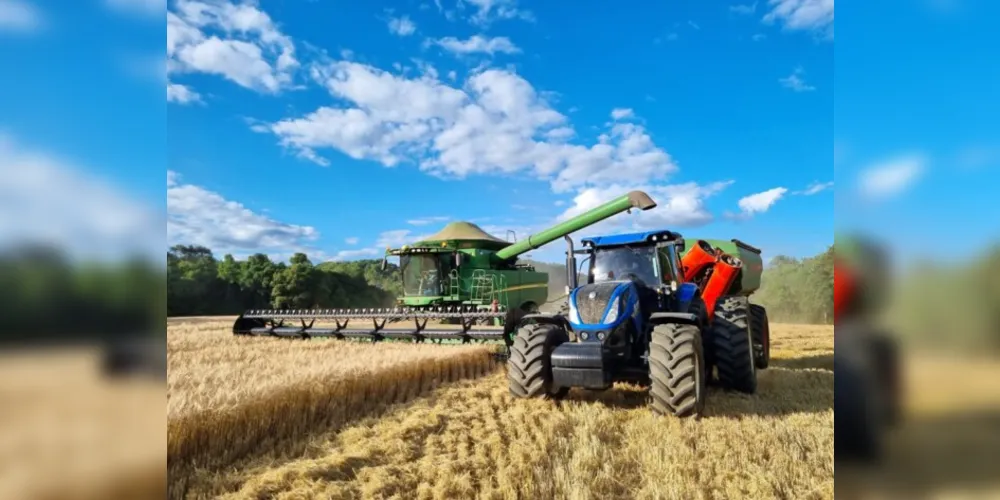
[233,191,657,345]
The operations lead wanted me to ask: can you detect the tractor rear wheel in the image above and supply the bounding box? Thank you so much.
[508,323,570,399]
[710,295,757,394]
[649,322,706,417]
[749,303,771,369]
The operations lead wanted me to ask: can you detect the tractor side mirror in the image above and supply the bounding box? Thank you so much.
[453,252,462,268]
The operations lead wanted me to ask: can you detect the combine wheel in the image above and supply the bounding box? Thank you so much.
[649,322,706,417]
[749,303,771,369]
[710,295,757,394]
[507,324,570,400]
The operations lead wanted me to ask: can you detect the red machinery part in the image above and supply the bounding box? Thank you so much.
[681,239,719,282]
[833,260,855,324]
[701,254,743,319]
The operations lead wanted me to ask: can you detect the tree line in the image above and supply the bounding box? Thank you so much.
[168,245,401,316]
[753,246,835,324]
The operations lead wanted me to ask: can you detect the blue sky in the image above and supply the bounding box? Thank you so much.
[2,0,836,265]
[834,0,1000,266]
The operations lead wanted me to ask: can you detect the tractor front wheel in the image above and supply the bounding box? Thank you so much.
[508,323,570,400]
[710,295,757,394]
[649,322,706,417]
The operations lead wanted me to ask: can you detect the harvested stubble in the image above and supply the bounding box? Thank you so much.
[185,323,836,500]
[167,319,497,499]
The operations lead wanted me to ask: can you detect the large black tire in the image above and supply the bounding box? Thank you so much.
[710,295,757,394]
[869,332,901,427]
[835,351,884,463]
[508,323,571,399]
[649,323,706,417]
[749,303,771,369]
[689,295,708,330]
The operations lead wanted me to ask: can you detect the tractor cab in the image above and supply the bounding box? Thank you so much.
[569,230,698,327]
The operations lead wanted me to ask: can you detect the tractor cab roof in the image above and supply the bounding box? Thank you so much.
[581,230,682,248]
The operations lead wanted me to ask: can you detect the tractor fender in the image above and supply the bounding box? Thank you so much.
[649,312,700,326]
[519,312,572,332]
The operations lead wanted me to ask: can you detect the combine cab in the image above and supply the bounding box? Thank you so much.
[233,191,658,350]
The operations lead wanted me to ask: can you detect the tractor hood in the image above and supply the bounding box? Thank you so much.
[569,280,636,326]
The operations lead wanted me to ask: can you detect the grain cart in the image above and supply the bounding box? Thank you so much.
[233,191,658,348]
[680,238,771,369]
[834,233,901,463]
[507,230,762,418]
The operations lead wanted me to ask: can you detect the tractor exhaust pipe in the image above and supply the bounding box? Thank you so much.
[564,235,578,292]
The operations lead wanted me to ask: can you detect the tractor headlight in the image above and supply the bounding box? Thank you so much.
[568,299,582,324]
[603,299,620,324]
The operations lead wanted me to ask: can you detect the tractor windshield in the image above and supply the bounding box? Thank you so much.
[401,254,443,296]
[591,245,660,287]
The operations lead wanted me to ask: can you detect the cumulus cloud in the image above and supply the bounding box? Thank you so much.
[0,134,164,261]
[763,0,834,40]
[430,35,520,55]
[794,180,833,195]
[610,108,635,120]
[168,170,323,256]
[407,216,451,226]
[0,0,42,32]
[737,187,788,214]
[167,82,203,104]
[857,154,926,200]
[387,15,416,36]
[260,62,678,194]
[556,182,734,235]
[167,0,300,95]
[730,2,757,15]
[345,236,360,245]
[779,66,816,92]
[460,0,534,27]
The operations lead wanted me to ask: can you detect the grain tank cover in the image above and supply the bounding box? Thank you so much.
[413,221,510,250]
[698,238,764,294]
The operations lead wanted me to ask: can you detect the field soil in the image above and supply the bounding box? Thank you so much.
[168,318,834,499]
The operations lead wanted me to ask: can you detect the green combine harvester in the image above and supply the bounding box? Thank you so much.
[233,190,658,345]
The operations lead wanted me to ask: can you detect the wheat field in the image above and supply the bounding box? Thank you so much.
[168,318,834,499]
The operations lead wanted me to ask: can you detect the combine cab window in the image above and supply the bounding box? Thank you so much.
[401,254,442,296]
[591,246,660,287]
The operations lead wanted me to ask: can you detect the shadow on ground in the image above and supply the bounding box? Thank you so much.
[553,361,834,418]
[771,354,833,371]
[838,409,1000,498]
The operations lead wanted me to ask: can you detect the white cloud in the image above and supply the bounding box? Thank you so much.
[460,0,534,27]
[752,33,766,41]
[730,2,757,15]
[430,35,520,55]
[168,170,322,255]
[387,15,416,36]
[167,82,203,104]
[763,0,834,40]
[794,180,833,195]
[556,182,733,235]
[857,154,926,200]
[260,62,678,194]
[737,187,788,215]
[0,0,42,32]
[610,108,634,120]
[105,0,165,17]
[345,236,360,245]
[407,216,451,226]
[330,247,379,261]
[779,66,816,92]
[167,0,299,95]
[0,133,164,261]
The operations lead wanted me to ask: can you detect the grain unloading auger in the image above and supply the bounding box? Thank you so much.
[233,191,658,345]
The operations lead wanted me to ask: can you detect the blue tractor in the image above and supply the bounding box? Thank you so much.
[506,230,758,417]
